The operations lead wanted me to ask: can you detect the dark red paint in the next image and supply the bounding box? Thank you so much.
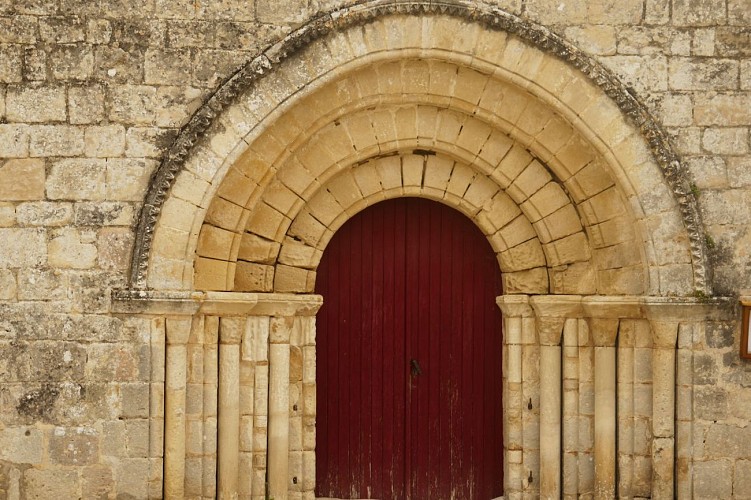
[315,197,504,499]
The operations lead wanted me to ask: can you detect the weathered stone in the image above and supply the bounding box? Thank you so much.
[38,16,86,43]
[93,44,145,83]
[82,465,114,498]
[0,15,37,43]
[97,227,134,270]
[702,127,749,155]
[68,85,105,124]
[6,86,66,123]
[106,158,156,201]
[125,126,178,158]
[49,43,94,80]
[23,46,47,81]
[120,383,149,418]
[0,159,45,200]
[48,228,98,269]
[0,44,22,83]
[108,84,158,124]
[144,48,192,85]
[47,159,107,200]
[672,0,727,26]
[695,386,729,420]
[155,85,204,128]
[49,426,99,465]
[0,269,16,299]
[0,124,30,157]
[17,268,69,301]
[29,125,85,157]
[193,49,246,88]
[84,124,126,157]
[716,27,751,56]
[74,201,134,226]
[0,427,43,463]
[0,228,46,267]
[23,469,79,499]
[669,58,739,90]
[16,201,73,226]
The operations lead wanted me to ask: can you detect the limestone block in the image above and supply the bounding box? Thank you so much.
[82,465,114,499]
[109,84,157,124]
[237,232,280,264]
[702,127,749,155]
[503,267,549,294]
[24,469,79,499]
[0,228,46,267]
[47,159,107,200]
[21,47,44,82]
[82,124,126,157]
[114,458,150,499]
[97,227,134,270]
[670,57,738,90]
[48,228,97,269]
[193,49,247,88]
[263,179,303,217]
[234,261,273,292]
[0,159,45,201]
[500,239,546,272]
[197,224,236,261]
[17,268,68,301]
[29,125,85,157]
[49,426,99,466]
[16,201,72,227]
[38,16,84,42]
[125,126,177,158]
[0,124,30,157]
[49,43,94,80]
[278,239,318,269]
[508,160,551,200]
[68,85,105,124]
[693,460,733,498]
[0,427,43,464]
[7,86,66,123]
[672,0,727,25]
[0,44,22,83]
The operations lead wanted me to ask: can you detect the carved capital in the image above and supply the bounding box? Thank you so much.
[496,295,533,318]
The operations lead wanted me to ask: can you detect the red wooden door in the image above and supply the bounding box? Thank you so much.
[315,197,503,499]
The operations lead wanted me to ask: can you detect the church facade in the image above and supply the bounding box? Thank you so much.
[0,1,750,498]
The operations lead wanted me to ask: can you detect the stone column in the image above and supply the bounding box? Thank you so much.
[530,295,582,500]
[588,317,618,500]
[496,295,533,499]
[268,317,293,500]
[218,317,244,499]
[164,317,191,499]
[643,300,696,500]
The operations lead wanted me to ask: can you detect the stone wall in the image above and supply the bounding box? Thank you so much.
[0,0,749,498]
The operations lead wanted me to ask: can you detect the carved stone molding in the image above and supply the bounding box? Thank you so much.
[130,0,710,294]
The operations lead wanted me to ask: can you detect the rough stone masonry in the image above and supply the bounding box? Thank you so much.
[0,0,750,498]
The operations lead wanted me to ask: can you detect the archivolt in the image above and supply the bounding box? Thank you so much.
[131,1,708,295]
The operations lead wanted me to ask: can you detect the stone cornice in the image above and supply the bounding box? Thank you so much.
[111,289,323,316]
[130,0,710,294]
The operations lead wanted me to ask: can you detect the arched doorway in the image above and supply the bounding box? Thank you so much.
[315,197,504,499]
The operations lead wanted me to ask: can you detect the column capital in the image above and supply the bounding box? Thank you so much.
[219,317,244,344]
[496,294,533,317]
[165,317,192,345]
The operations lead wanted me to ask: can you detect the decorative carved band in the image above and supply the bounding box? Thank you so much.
[130,0,710,294]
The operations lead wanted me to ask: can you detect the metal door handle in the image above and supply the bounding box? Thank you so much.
[410,358,422,376]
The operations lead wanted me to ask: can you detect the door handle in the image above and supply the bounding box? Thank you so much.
[410,358,422,377]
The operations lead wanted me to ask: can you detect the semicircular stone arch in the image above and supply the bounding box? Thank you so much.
[138,6,704,298]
